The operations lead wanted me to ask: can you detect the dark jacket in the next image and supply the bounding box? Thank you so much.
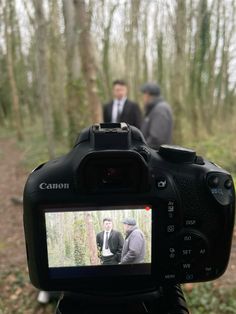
[141,96,173,149]
[121,226,145,264]
[103,99,142,129]
[96,230,124,262]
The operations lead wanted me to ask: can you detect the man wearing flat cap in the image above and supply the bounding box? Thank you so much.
[120,218,146,264]
[140,82,173,149]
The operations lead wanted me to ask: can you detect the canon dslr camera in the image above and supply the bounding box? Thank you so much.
[23,123,235,294]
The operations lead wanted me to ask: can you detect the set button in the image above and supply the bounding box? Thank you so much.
[165,230,208,264]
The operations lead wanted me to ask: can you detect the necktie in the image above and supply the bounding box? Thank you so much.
[116,102,122,122]
[105,232,109,249]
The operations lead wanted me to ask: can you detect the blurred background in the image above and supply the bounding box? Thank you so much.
[0,0,236,313]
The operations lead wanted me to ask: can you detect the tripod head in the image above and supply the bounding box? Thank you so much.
[55,285,189,314]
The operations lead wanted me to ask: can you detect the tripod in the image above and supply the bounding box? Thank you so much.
[55,284,189,314]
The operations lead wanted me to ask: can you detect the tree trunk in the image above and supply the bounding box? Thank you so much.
[84,212,99,265]
[4,2,23,141]
[172,0,187,144]
[33,0,55,158]
[74,0,102,124]
[49,0,67,139]
[102,3,118,99]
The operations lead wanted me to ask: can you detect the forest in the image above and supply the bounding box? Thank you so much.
[0,0,236,313]
[0,0,236,153]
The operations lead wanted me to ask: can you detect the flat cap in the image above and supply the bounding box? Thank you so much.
[122,218,137,226]
[140,82,161,96]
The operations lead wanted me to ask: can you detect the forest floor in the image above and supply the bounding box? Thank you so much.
[0,136,235,314]
[0,138,54,314]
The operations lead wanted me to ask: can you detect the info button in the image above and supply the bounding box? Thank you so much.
[184,219,198,227]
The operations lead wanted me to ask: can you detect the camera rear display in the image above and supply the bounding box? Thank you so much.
[44,206,152,278]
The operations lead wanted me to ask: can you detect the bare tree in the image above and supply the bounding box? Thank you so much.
[74,0,102,123]
[3,0,23,140]
[33,0,55,158]
[62,0,88,146]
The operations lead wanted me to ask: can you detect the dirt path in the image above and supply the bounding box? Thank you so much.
[0,138,26,272]
[0,137,235,313]
[0,138,54,314]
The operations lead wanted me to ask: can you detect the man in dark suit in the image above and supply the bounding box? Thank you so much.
[103,79,142,129]
[96,218,124,265]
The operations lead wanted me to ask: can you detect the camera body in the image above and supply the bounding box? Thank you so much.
[23,123,235,293]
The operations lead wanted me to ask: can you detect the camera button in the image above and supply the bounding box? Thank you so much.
[207,175,220,188]
[156,176,167,189]
[184,218,198,228]
[181,248,194,261]
[166,246,177,260]
[165,200,180,228]
[224,179,233,189]
[180,262,193,271]
[166,224,176,233]
[194,246,208,260]
[204,266,215,278]
[207,173,234,205]
[185,273,195,281]
[164,273,176,280]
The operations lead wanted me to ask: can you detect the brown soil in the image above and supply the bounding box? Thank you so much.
[0,138,54,314]
[0,139,26,272]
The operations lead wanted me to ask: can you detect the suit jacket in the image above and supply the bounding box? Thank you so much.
[96,229,124,262]
[103,99,142,129]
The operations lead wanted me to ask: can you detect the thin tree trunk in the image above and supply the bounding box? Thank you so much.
[33,0,55,158]
[84,212,99,265]
[172,0,187,143]
[4,3,23,141]
[49,0,67,139]
[102,3,118,99]
[74,0,102,123]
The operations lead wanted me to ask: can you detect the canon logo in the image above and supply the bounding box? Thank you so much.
[39,182,70,190]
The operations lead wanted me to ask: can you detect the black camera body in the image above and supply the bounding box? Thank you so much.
[23,123,235,294]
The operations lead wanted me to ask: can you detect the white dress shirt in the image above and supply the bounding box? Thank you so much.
[111,97,127,123]
[102,230,114,257]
